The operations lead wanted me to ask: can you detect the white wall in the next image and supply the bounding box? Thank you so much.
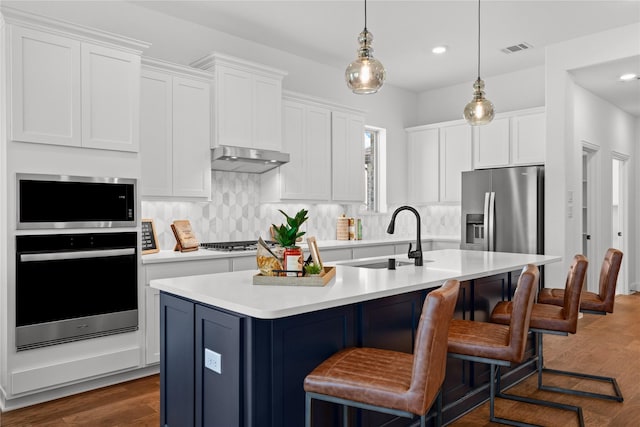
[416,66,545,125]
[4,0,417,205]
[572,83,637,293]
[545,23,640,288]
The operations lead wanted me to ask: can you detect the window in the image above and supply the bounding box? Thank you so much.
[364,126,387,213]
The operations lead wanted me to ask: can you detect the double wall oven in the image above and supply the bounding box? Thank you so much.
[16,174,138,351]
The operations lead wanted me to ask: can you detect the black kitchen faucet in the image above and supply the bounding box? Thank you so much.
[386,205,423,266]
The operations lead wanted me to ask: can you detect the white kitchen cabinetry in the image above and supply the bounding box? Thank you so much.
[140,59,211,198]
[474,117,510,169]
[473,107,545,169]
[191,52,287,151]
[9,22,146,151]
[332,111,365,202]
[406,121,471,204]
[407,129,439,204]
[145,287,161,365]
[440,123,472,202]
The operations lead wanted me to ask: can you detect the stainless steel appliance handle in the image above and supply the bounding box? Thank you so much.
[488,192,496,251]
[20,248,135,262]
[483,192,490,251]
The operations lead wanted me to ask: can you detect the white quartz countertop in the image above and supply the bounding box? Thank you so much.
[150,249,561,319]
[141,235,461,264]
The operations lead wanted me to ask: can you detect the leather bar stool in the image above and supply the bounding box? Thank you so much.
[538,248,623,315]
[532,248,624,402]
[303,280,460,427]
[448,264,583,427]
[491,255,588,425]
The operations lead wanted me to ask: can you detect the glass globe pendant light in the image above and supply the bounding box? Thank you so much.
[463,0,495,125]
[345,0,385,94]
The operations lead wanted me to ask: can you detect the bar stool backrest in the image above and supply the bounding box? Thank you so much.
[407,279,460,415]
[507,264,539,363]
[563,255,588,332]
[598,248,623,313]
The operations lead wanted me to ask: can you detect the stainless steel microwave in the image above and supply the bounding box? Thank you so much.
[17,174,136,229]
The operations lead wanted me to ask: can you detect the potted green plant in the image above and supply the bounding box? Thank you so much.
[304,263,323,276]
[272,209,309,276]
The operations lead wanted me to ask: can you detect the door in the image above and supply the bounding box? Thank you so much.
[582,144,599,292]
[611,155,628,294]
[491,166,542,254]
[81,43,140,151]
[461,169,491,250]
[11,26,81,146]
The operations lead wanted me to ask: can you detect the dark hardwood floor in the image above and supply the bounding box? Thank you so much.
[1,293,639,426]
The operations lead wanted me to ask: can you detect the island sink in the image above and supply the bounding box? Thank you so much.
[342,259,433,269]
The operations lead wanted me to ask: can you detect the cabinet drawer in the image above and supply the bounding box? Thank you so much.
[353,245,395,259]
[146,259,229,283]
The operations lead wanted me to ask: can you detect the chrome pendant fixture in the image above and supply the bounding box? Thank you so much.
[463,0,495,125]
[345,0,385,94]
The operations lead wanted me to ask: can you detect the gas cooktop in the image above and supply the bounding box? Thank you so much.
[200,240,277,252]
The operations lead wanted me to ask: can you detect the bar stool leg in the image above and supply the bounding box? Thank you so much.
[305,393,312,427]
[343,404,348,426]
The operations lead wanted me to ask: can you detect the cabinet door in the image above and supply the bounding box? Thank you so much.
[332,112,365,202]
[10,26,81,146]
[474,117,510,169]
[280,101,331,200]
[160,293,195,427]
[81,43,140,151]
[215,66,252,148]
[440,124,472,202]
[172,77,211,198]
[140,69,173,197]
[145,287,161,365]
[407,129,439,204]
[512,112,545,165]
[253,74,282,151]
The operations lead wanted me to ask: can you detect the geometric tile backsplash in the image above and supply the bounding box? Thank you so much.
[142,171,461,250]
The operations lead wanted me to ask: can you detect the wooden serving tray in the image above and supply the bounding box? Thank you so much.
[253,266,336,287]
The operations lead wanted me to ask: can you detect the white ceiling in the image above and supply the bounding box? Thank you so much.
[133,0,640,117]
[7,1,640,116]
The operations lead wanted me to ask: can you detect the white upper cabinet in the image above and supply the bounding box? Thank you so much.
[10,26,81,147]
[81,43,140,151]
[473,107,545,169]
[474,117,510,169]
[440,123,472,202]
[140,59,212,198]
[406,120,472,204]
[511,110,546,165]
[191,53,287,151]
[407,128,439,204]
[264,98,331,201]
[332,111,365,202]
[7,18,148,152]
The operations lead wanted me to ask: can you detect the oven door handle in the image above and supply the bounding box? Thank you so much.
[19,248,135,262]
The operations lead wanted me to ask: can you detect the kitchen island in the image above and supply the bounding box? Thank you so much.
[151,249,560,427]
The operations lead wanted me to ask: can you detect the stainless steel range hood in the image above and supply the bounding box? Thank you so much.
[211,146,290,173]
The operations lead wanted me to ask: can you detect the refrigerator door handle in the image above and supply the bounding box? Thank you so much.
[483,192,491,251]
[488,192,496,251]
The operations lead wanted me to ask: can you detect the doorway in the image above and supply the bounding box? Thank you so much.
[582,142,599,293]
[611,154,629,294]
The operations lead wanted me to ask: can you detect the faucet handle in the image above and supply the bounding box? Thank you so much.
[408,243,416,258]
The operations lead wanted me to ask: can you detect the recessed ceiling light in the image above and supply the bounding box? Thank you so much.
[432,46,447,55]
[619,73,638,81]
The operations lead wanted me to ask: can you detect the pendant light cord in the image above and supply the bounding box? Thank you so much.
[477,0,481,80]
[364,0,368,31]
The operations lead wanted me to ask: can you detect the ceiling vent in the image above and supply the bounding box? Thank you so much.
[501,42,533,54]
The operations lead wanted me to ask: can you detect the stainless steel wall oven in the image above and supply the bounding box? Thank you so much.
[16,232,138,351]
[15,174,138,351]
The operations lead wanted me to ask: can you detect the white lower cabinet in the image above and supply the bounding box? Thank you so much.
[145,287,161,365]
[352,245,396,259]
[140,59,211,198]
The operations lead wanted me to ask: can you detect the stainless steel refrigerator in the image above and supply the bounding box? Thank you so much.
[461,166,544,254]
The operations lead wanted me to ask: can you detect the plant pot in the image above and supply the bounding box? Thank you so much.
[283,246,303,277]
